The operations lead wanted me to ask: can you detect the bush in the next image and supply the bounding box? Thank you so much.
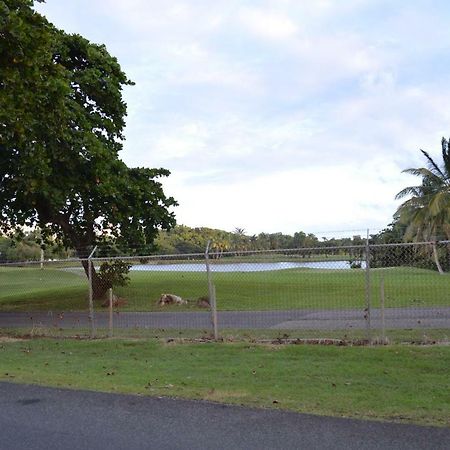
[98,260,132,289]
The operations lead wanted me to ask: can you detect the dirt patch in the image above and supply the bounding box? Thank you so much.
[163,337,357,346]
[101,296,128,308]
[0,336,27,343]
[204,388,248,401]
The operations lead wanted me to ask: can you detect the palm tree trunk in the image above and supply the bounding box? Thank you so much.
[432,242,445,275]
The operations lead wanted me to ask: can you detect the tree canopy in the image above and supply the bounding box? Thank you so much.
[395,137,450,273]
[0,0,177,295]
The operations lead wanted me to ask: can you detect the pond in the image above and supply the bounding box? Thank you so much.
[130,260,366,272]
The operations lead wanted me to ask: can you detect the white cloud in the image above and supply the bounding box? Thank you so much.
[238,7,298,41]
[167,161,410,235]
[34,0,450,236]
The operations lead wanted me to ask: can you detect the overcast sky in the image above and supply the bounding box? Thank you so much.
[35,0,450,237]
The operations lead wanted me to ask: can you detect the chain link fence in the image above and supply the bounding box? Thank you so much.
[0,241,449,343]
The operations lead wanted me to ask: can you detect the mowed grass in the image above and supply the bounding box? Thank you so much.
[0,266,87,311]
[0,337,449,426]
[1,265,449,312]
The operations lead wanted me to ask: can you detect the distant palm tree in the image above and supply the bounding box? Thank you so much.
[232,227,247,254]
[395,137,450,274]
[211,240,229,259]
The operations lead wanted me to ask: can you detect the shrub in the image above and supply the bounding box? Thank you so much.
[98,260,132,289]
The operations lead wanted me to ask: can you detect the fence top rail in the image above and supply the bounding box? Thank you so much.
[0,257,86,267]
[368,240,450,249]
[1,240,449,267]
[81,245,370,262]
[206,240,450,257]
[90,252,207,262]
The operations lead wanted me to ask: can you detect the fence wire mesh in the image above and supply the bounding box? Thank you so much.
[0,242,449,343]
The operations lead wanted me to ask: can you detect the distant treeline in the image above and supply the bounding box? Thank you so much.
[0,225,368,262]
[155,223,450,272]
[0,221,432,264]
[154,225,367,255]
[0,231,75,263]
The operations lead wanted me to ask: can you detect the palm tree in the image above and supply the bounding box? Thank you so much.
[232,227,248,254]
[395,137,450,274]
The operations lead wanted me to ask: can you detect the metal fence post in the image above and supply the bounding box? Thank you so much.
[205,240,219,340]
[108,287,113,338]
[40,248,44,270]
[365,229,372,343]
[380,275,386,344]
[87,247,97,339]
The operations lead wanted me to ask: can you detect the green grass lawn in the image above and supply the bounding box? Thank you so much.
[1,264,449,312]
[0,337,449,426]
[0,266,87,311]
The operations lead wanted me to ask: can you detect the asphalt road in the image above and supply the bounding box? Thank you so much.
[0,307,449,330]
[1,382,449,450]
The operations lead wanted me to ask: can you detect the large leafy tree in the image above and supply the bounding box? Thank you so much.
[395,137,450,274]
[0,0,177,297]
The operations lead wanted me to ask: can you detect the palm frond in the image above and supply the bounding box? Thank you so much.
[402,168,445,186]
[397,139,450,243]
[420,149,446,179]
[395,186,422,200]
[441,137,450,177]
[429,190,450,216]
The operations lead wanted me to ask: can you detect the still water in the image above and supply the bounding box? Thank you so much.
[130,260,365,272]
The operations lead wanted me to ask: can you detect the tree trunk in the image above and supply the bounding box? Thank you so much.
[432,242,445,275]
[80,258,110,300]
[54,216,110,299]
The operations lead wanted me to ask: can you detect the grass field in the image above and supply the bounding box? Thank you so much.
[0,264,449,312]
[0,337,449,426]
[0,266,87,311]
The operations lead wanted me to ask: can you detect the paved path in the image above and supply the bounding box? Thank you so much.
[0,307,449,330]
[1,382,448,450]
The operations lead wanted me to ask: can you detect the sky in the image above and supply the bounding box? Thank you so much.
[35,0,450,238]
